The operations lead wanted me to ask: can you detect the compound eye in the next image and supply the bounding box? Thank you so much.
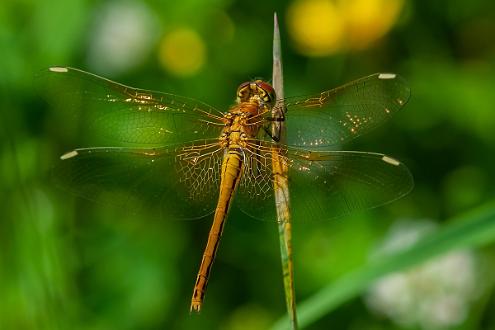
[237,81,251,98]
[238,81,250,89]
[256,81,276,103]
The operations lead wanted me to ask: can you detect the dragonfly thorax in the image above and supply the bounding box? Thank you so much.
[220,113,257,149]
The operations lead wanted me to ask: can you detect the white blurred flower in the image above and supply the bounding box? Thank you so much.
[366,220,479,330]
[87,0,159,75]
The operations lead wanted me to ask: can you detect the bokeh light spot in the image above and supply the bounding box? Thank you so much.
[287,0,405,56]
[158,28,206,77]
[87,1,158,75]
[287,0,345,56]
[342,0,404,50]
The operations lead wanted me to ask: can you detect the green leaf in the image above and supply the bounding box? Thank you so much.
[271,201,495,330]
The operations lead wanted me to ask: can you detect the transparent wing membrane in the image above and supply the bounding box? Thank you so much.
[280,73,410,148]
[238,140,280,203]
[54,140,223,220]
[237,142,413,221]
[40,67,225,147]
[176,140,224,203]
[286,149,413,221]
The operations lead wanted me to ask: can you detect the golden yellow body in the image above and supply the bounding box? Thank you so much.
[190,82,276,312]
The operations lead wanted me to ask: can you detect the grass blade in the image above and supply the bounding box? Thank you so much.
[272,12,298,330]
[271,201,495,329]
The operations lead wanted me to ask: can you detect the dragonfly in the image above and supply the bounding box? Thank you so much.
[43,66,413,312]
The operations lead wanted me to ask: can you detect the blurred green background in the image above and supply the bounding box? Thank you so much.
[1,0,495,329]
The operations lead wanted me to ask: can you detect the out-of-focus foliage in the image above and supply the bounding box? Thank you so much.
[1,0,495,329]
[274,204,495,329]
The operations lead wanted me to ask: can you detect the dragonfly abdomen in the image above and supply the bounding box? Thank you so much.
[190,149,244,312]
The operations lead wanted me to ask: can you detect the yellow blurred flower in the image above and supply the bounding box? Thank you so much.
[342,0,405,50]
[287,0,405,56]
[158,27,206,77]
[287,0,345,56]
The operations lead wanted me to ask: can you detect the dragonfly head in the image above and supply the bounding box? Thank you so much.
[236,80,276,106]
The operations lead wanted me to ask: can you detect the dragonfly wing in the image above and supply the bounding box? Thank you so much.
[237,142,413,221]
[280,73,410,148]
[54,140,224,220]
[39,67,225,146]
[236,141,277,217]
[286,149,413,221]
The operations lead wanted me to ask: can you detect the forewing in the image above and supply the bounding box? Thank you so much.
[40,67,225,146]
[281,73,410,148]
[54,139,224,220]
[237,142,413,221]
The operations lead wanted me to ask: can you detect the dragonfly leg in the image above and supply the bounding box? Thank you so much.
[264,125,281,142]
